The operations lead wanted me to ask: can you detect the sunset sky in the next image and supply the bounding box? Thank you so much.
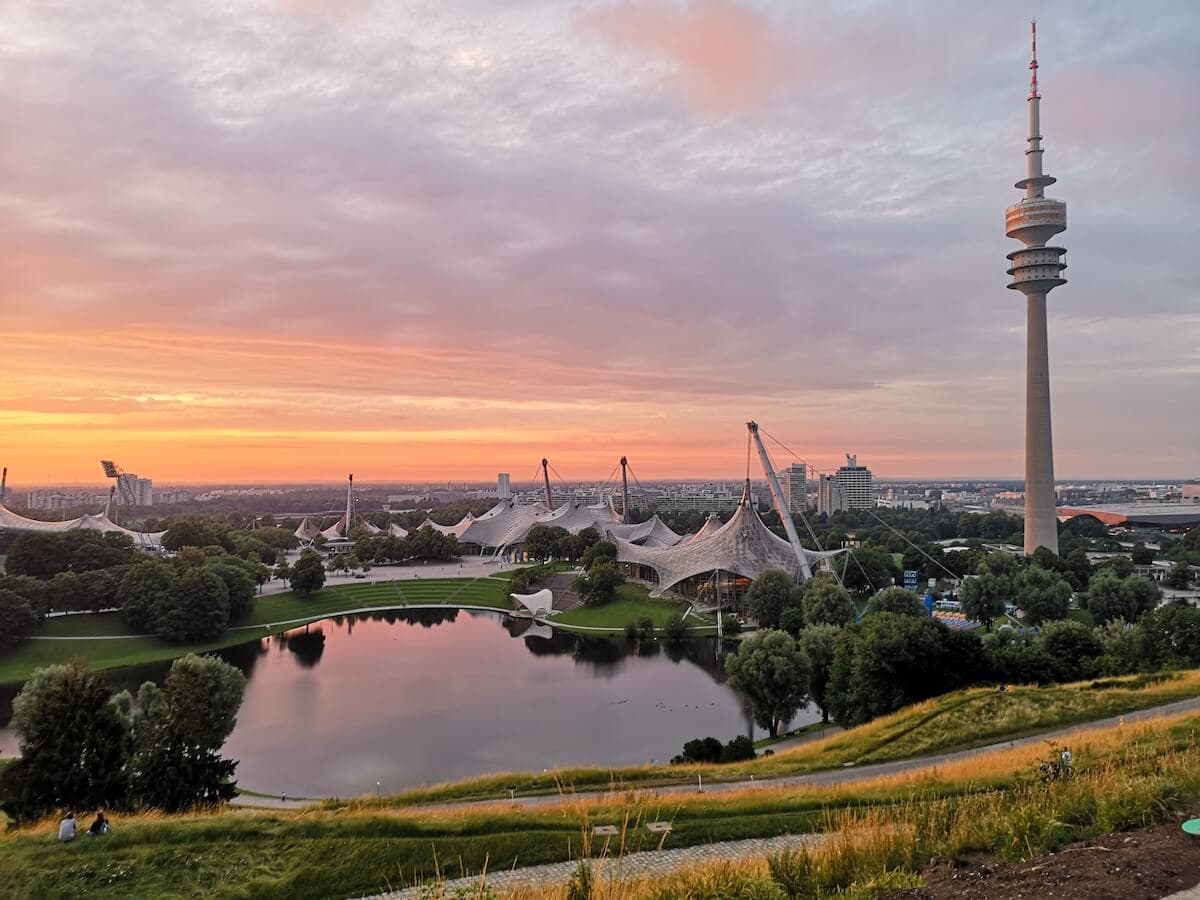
[2,1,1197,486]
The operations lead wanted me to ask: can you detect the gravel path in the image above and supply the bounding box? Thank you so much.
[373,832,819,899]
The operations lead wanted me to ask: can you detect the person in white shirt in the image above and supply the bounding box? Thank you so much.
[58,812,76,843]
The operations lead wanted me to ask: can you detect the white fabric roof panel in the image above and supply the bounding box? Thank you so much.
[606,515,683,548]
[614,495,835,592]
[0,504,164,546]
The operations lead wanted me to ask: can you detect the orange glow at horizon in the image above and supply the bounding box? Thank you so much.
[1,327,1032,486]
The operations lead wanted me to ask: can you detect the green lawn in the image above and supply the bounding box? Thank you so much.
[551,583,704,630]
[0,577,515,686]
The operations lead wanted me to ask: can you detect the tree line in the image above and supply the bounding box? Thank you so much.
[724,551,1198,738]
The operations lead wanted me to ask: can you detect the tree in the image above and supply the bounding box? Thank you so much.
[724,629,809,738]
[778,606,806,637]
[161,518,231,553]
[573,561,625,605]
[47,571,89,612]
[117,559,179,633]
[865,587,924,617]
[0,589,40,650]
[203,560,257,621]
[0,662,131,822]
[1016,565,1073,625]
[524,525,570,560]
[1094,620,1142,676]
[662,614,689,642]
[3,533,63,579]
[129,654,246,811]
[746,569,803,629]
[802,574,854,627]
[797,624,839,722]
[960,552,1018,629]
[0,575,50,616]
[1137,603,1200,668]
[827,614,973,726]
[839,546,899,594]
[1037,620,1102,682]
[580,539,617,570]
[154,569,230,642]
[1087,569,1159,625]
[1165,561,1194,590]
[290,550,326,596]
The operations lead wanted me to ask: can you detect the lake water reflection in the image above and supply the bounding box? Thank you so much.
[1,610,818,797]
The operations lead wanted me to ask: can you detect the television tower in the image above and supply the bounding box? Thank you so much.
[1006,20,1066,555]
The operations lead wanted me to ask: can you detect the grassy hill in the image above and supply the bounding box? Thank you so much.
[3,702,1199,899]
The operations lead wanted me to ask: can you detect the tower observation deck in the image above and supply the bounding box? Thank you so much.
[1006,21,1066,555]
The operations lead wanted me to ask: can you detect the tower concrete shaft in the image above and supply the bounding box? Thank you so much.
[1006,21,1066,555]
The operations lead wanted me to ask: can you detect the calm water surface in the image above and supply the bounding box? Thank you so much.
[0,610,817,797]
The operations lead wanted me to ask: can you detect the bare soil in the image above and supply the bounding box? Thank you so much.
[879,821,1200,900]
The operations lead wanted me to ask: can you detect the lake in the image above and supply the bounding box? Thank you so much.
[0,610,818,797]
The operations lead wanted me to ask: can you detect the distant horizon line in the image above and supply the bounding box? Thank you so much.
[6,475,1198,491]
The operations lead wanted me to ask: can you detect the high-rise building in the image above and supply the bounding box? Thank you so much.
[497,472,511,499]
[817,475,844,516]
[776,463,807,514]
[117,473,153,506]
[834,454,873,509]
[1006,21,1066,556]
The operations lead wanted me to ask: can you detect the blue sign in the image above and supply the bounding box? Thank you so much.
[903,569,920,591]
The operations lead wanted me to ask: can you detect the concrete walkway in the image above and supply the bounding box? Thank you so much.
[374,833,819,899]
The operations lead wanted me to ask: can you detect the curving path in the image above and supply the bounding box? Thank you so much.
[407,695,1200,815]
[375,833,819,899]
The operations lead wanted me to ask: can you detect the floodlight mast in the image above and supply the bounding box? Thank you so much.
[99,459,151,550]
[746,422,813,580]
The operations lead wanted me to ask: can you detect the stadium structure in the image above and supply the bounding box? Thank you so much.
[293,424,844,607]
[0,464,166,548]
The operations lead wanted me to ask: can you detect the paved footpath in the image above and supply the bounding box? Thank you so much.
[374,833,818,899]
[409,696,1200,816]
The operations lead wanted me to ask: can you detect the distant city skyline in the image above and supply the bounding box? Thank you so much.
[2,2,1196,481]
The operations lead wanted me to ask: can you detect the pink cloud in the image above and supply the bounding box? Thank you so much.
[580,0,799,114]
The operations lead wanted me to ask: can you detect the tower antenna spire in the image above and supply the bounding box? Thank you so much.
[1029,19,1039,98]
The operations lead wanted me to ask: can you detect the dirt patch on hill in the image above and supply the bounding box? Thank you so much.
[879,821,1200,900]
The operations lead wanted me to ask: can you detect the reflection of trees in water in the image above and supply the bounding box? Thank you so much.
[518,630,728,682]
[401,608,460,629]
[221,636,271,679]
[280,626,326,668]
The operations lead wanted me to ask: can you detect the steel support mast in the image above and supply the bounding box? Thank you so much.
[541,458,553,509]
[746,422,813,580]
[619,456,631,524]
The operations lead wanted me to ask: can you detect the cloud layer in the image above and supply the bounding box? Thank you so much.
[1,0,1197,483]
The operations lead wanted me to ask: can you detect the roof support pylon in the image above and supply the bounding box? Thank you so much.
[747,422,813,580]
[619,456,631,524]
[541,459,553,509]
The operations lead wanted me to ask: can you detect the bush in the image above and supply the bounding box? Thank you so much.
[721,614,742,635]
[623,621,641,642]
[637,616,655,638]
[720,734,756,762]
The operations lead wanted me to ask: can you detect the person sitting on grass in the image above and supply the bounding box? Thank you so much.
[58,812,76,843]
[88,812,109,836]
